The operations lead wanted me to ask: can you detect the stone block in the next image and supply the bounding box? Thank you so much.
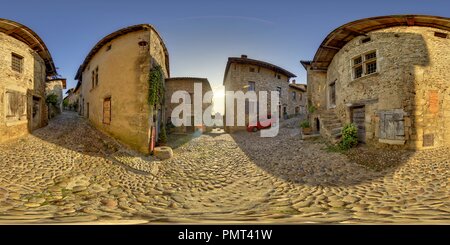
[154,146,173,160]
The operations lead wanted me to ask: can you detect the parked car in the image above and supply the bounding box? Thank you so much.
[247,115,276,132]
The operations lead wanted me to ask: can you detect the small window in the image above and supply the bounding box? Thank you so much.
[11,53,23,73]
[249,67,255,72]
[277,75,281,79]
[103,98,111,124]
[291,91,296,101]
[95,67,99,86]
[276,87,282,98]
[91,71,95,89]
[248,81,256,91]
[434,32,448,39]
[361,37,371,43]
[365,52,376,61]
[352,51,377,79]
[366,61,377,75]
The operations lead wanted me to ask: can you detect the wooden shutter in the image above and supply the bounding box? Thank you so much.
[103,98,111,124]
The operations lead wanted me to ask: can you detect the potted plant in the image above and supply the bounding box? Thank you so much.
[300,120,312,135]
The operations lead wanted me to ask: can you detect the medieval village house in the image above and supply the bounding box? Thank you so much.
[75,24,169,154]
[165,77,213,133]
[223,55,296,133]
[46,78,67,117]
[301,15,450,150]
[0,18,59,143]
[288,82,307,117]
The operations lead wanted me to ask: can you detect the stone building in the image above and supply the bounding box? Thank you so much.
[223,55,296,132]
[301,15,450,149]
[288,82,307,117]
[46,78,66,117]
[165,77,212,133]
[75,24,169,154]
[0,18,58,143]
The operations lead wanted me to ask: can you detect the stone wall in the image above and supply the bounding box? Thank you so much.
[165,78,212,133]
[80,28,169,154]
[312,26,450,149]
[224,62,291,132]
[287,85,307,117]
[0,32,48,143]
[46,79,65,116]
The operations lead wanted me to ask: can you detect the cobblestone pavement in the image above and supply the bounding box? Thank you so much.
[0,112,448,224]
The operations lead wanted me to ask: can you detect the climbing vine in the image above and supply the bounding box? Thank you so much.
[148,65,165,106]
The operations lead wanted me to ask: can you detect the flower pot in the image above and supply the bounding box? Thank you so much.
[302,127,312,135]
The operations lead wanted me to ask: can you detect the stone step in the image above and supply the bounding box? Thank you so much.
[330,127,343,135]
[322,122,342,128]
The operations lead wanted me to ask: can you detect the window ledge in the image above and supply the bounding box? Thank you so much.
[379,139,405,145]
[6,120,28,127]
[351,72,379,82]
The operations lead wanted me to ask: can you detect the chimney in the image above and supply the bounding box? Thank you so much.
[291,79,296,84]
[241,54,248,59]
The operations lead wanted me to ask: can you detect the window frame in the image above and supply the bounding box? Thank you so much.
[11,53,24,73]
[352,50,378,80]
[247,81,256,92]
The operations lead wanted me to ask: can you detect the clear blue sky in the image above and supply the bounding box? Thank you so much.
[1,0,449,112]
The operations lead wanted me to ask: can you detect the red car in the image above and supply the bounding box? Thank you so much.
[247,115,276,132]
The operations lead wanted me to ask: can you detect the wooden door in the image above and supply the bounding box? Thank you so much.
[352,106,365,143]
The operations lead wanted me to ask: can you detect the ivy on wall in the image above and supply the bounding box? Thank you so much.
[148,65,165,106]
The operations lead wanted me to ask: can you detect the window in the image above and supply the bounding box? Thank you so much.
[329,82,336,107]
[277,75,281,79]
[291,91,296,101]
[95,67,99,86]
[352,51,377,79]
[299,93,303,101]
[91,71,95,89]
[103,97,111,124]
[11,54,23,73]
[248,81,255,91]
[434,32,448,39]
[249,67,255,72]
[5,91,27,121]
[91,67,99,89]
[276,86,282,99]
[361,37,371,43]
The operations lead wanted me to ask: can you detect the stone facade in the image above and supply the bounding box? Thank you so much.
[165,77,212,133]
[303,16,450,150]
[223,55,296,132]
[288,83,307,117]
[0,19,56,144]
[46,78,66,117]
[76,25,169,154]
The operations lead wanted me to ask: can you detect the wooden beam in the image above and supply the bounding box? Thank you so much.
[342,27,367,37]
[406,17,415,26]
[321,45,341,51]
[5,27,20,35]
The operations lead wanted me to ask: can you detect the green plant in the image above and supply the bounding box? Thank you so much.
[148,65,165,106]
[339,123,358,150]
[158,125,168,145]
[63,99,69,108]
[46,93,59,106]
[300,120,311,128]
[308,104,316,114]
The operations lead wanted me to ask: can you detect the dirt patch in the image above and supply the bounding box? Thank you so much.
[345,146,413,171]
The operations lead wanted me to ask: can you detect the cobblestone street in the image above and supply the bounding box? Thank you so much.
[0,112,448,224]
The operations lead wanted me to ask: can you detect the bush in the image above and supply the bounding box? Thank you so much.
[339,123,358,150]
[300,120,310,128]
[46,94,59,106]
[308,104,316,114]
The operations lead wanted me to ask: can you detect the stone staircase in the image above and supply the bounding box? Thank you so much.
[319,110,344,144]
